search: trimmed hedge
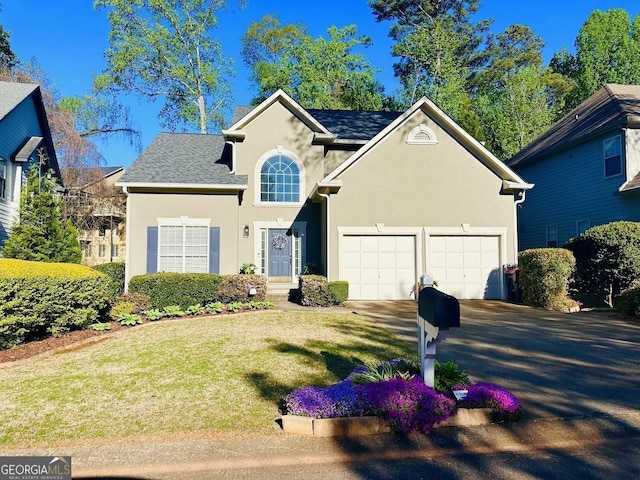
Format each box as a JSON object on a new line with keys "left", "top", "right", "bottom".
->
{"left": 299, "top": 275, "right": 349, "bottom": 306}
{"left": 518, "top": 248, "right": 578, "bottom": 311}
{"left": 565, "top": 221, "right": 640, "bottom": 306}
{"left": 127, "top": 273, "right": 268, "bottom": 309}
{"left": 216, "top": 274, "right": 267, "bottom": 303}
{"left": 128, "top": 273, "right": 221, "bottom": 309}
{"left": 0, "top": 259, "right": 113, "bottom": 349}
{"left": 93, "top": 261, "right": 125, "bottom": 295}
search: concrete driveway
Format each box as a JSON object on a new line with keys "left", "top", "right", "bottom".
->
{"left": 346, "top": 300, "right": 640, "bottom": 421}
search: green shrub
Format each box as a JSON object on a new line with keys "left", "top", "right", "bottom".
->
{"left": 434, "top": 360, "right": 469, "bottom": 393}
{"left": 109, "top": 302, "right": 135, "bottom": 320}
{"left": 327, "top": 281, "right": 349, "bottom": 305}
{"left": 93, "top": 262, "right": 125, "bottom": 295}
{"left": 115, "top": 292, "right": 151, "bottom": 314}
{"left": 162, "top": 305, "right": 185, "bottom": 317}
{"left": 119, "top": 314, "right": 142, "bottom": 326}
{"left": 299, "top": 275, "right": 349, "bottom": 307}
{"left": 614, "top": 285, "right": 640, "bottom": 317}
{"left": 518, "top": 248, "right": 578, "bottom": 311}
{"left": 0, "top": 259, "right": 112, "bottom": 348}
{"left": 89, "top": 322, "right": 112, "bottom": 331}
{"left": 128, "top": 273, "right": 221, "bottom": 309}
{"left": 205, "top": 302, "right": 225, "bottom": 314}
{"left": 216, "top": 274, "right": 267, "bottom": 303}
{"left": 142, "top": 308, "right": 164, "bottom": 321}
{"left": 186, "top": 304, "right": 205, "bottom": 315}
{"left": 565, "top": 221, "right": 640, "bottom": 307}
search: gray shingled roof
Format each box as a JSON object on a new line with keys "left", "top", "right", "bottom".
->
{"left": 230, "top": 105, "right": 403, "bottom": 141}
{"left": 508, "top": 84, "right": 640, "bottom": 168}
{"left": 0, "top": 81, "right": 38, "bottom": 121}
{"left": 119, "top": 133, "right": 247, "bottom": 186}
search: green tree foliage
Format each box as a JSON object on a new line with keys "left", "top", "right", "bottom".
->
{"left": 551, "top": 8, "right": 640, "bottom": 113}
{"left": 0, "top": 24, "right": 16, "bottom": 70}
{"left": 369, "top": 0, "right": 491, "bottom": 113}
{"left": 2, "top": 161, "right": 81, "bottom": 264}
{"left": 242, "top": 17, "right": 385, "bottom": 110}
{"left": 94, "top": 0, "right": 245, "bottom": 133}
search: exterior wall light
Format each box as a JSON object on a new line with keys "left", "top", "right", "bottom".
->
{"left": 243, "top": 224, "right": 250, "bottom": 238}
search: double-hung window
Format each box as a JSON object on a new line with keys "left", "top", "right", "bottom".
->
{"left": 604, "top": 135, "right": 622, "bottom": 178}
{"left": 158, "top": 219, "right": 209, "bottom": 273}
{"left": 546, "top": 225, "right": 558, "bottom": 248}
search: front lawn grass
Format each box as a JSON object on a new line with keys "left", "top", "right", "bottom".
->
{"left": 0, "top": 310, "right": 414, "bottom": 446}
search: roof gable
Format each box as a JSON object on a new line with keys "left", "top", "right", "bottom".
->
{"left": 224, "top": 90, "right": 332, "bottom": 140}
{"left": 322, "top": 96, "right": 531, "bottom": 190}
{"left": 0, "top": 81, "right": 38, "bottom": 121}
{"left": 509, "top": 84, "right": 640, "bottom": 168}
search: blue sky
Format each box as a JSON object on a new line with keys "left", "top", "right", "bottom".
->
{"left": 2, "top": 0, "right": 640, "bottom": 168}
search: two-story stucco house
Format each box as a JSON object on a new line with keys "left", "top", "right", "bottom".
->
{"left": 118, "top": 90, "right": 532, "bottom": 300}
{"left": 508, "top": 84, "right": 640, "bottom": 250}
{"left": 0, "top": 81, "right": 60, "bottom": 246}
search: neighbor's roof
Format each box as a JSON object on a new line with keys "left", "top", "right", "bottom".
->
{"left": 230, "top": 104, "right": 402, "bottom": 141}
{"left": 508, "top": 84, "right": 640, "bottom": 168}
{"left": 118, "top": 133, "right": 247, "bottom": 187}
{"left": 0, "top": 81, "right": 39, "bottom": 121}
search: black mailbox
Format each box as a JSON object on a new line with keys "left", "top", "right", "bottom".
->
{"left": 418, "top": 286, "right": 460, "bottom": 329}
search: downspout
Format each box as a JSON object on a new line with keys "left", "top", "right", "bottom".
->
{"left": 318, "top": 192, "right": 331, "bottom": 279}
{"left": 513, "top": 190, "right": 527, "bottom": 263}
{"left": 122, "top": 185, "right": 131, "bottom": 293}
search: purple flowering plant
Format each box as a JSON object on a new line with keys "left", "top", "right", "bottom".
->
{"left": 284, "top": 360, "right": 522, "bottom": 433}
{"left": 454, "top": 382, "right": 523, "bottom": 421}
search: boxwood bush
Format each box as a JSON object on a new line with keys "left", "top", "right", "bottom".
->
{"left": 0, "top": 259, "right": 113, "bottom": 349}
{"left": 93, "top": 261, "right": 125, "bottom": 295}
{"left": 518, "top": 248, "right": 578, "bottom": 311}
{"left": 299, "top": 275, "right": 349, "bottom": 306}
{"left": 565, "top": 221, "right": 640, "bottom": 307}
{"left": 216, "top": 274, "right": 267, "bottom": 303}
{"left": 614, "top": 285, "right": 640, "bottom": 317}
{"left": 128, "top": 273, "right": 221, "bottom": 309}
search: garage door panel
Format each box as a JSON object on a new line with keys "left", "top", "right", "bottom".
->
{"left": 429, "top": 235, "right": 501, "bottom": 300}
{"left": 341, "top": 235, "right": 416, "bottom": 300}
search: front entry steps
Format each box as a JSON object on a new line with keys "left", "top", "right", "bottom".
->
{"left": 266, "top": 281, "right": 298, "bottom": 298}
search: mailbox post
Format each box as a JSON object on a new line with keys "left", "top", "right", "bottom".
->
{"left": 417, "top": 276, "right": 460, "bottom": 387}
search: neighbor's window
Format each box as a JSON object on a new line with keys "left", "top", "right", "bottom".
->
{"left": 158, "top": 224, "right": 208, "bottom": 273}
{"left": 111, "top": 244, "right": 119, "bottom": 258}
{"left": 604, "top": 135, "right": 622, "bottom": 178}
{"left": 98, "top": 244, "right": 106, "bottom": 257}
{"left": 576, "top": 220, "right": 590, "bottom": 236}
{"left": 546, "top": 225, "right": 558, "bottom": 248}
{"left": 260, "top": 154, "right": 300, "bottom": 203}
{"left": 0, "top": 164, "right": 6, "bottom": 199}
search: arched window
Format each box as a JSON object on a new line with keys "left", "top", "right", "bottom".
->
{"left": 260, "top": 154, "right": 300, "bottom": 203}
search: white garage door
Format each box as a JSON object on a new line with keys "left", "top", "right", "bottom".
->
{"left": 342, "top": 235, "right": 416, "bottom": 300}
{"left": 429, "top": 236, "right": 501, "bottom": 299}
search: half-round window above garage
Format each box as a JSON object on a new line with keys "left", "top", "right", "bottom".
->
{"left": 406, "top": 124, "right": 438, "bottom": 145}
{"left": 260, "top": 154, "right": 300, "bottom": 203}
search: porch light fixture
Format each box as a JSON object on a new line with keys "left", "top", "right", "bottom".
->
{"left": 243, "top": 224, "right": 250, "bottom": 238}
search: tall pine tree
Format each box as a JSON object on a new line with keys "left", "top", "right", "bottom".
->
{"left": 2, "top": 159, "right": 81, "bottom": 263}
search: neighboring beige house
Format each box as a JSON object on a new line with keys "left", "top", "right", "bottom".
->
{"left": 64, "top": 166, "right": 126, "bottom": 266}
{"left": 118, "top": 90, "right": 532, "bottom": 300}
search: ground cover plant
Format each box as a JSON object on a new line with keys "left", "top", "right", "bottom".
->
{"left": 284, "top": 359, "right": 522, "bottom": 433}
{"left": 0, "top": 311, "right": 415, "bottom": 446}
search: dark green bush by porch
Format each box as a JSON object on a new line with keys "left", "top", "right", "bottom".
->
{"left": 215, "top": 274, "right": 267, "bottom": 303}
{"left": 93, "top": 261, "right": 126, "bottom": 295}
{"left": 0, "top": 259, "right": 112, "bottom": 349}
{"left": 128, "top": 273, "right": 221, "bottom": 309}
{"left": 518, "top": 248, "right": 577, "bottom": 311}
{"left": 299, "top": 275, "right": 348, "bottom": 306}
{"left": 565, "top": 221, "right": 640, "bottom": 307}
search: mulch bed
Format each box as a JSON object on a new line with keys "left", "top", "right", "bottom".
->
{"left": 0, "top": 324, "right": 125, "bottom": 364}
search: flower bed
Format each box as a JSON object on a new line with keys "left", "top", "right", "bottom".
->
{"left": 281, "top": 359, "right": 522, "bottom": 435}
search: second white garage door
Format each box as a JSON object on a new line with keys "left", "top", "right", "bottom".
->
{"left": 429, "top": 235, "right": 501, "bottom": 299}
{"left": 342, "top": 235, "right": 416, "bottom": 300}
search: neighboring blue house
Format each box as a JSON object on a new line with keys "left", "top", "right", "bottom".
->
{"left": 0, "top": 81, "right": 60, "bottom": 246}
{"left": 507, "top": 84, "right": 640, "bottom": 251}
